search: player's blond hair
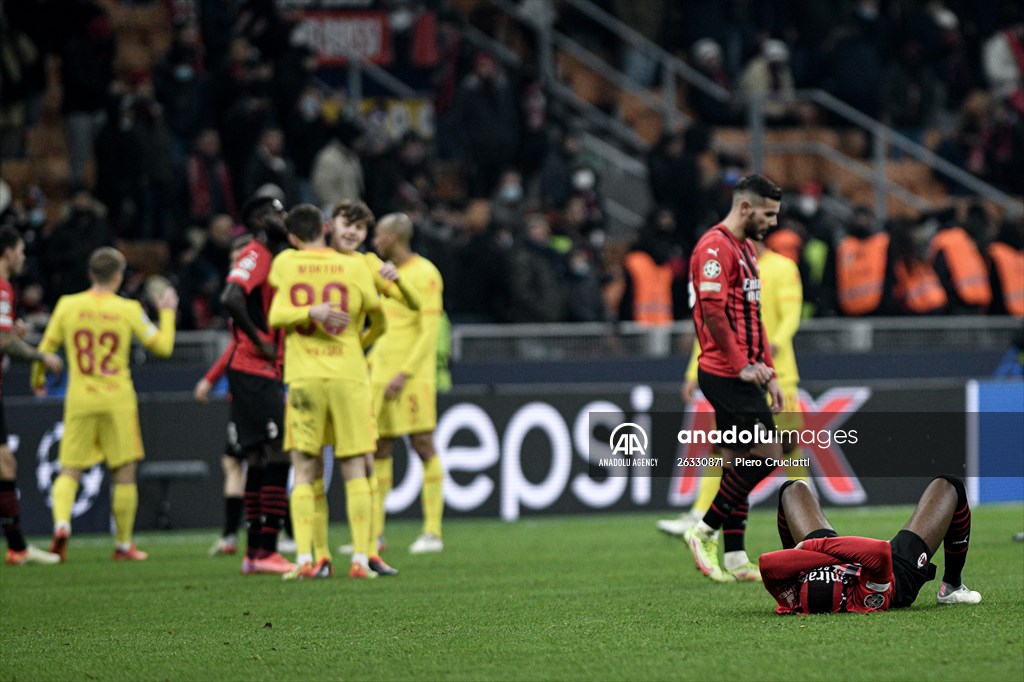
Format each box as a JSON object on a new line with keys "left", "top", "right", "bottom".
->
{"left": 377, "top": 213, "right": 413, "bottom": 243}
{"left": 88, "top": 247, "right": 126, "bottom": 283}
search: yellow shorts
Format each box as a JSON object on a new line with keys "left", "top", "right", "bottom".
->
{"left": 59, "top": 405, "right": 144, "bottom": 470}
{"left": 373, "top": 379, "right": 437, "bottom": 439}
{"left": 286, "top": 378, "right": 377, "bottom": 459}
{"left": 774, "top": 389, "right": 804, "bottom": 432}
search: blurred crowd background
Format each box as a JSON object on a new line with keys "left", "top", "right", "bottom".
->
{"left": 0, "top": 0, "right": 1022, "bottom": 331}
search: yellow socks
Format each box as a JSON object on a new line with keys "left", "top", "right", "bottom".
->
{"left": 112, "top": 483, "right": 138, "bottom": 546}
{"left": 345, "top": 477, "right": 372, "bottom": 557}
{"left": 422, "top": 456, "right": 443, "bottom": 538}
{"left": 290, "top": 483, "right": 315, "bottom": 563}
{"left": 312, "top": 478, "right": 330, "bottom": 563}
{"left": 693, "top": 466, "right": 723, "bottom": 517}
{"left": 374, "top": 457, "right": 393, "bottom": 542}
{"left": 51, "top": 474, "right": 78, "bottom": 531}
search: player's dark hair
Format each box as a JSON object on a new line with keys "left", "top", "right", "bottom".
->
{"left": 285, "top": 204, "right": 324, "bottom": 243}
{"left": 734, "top": 174, "right": 782, "bottom": 203}
{"left": 88, "top": 247, "right": 127, "bottom": 283}
{"left": 240, "top": 196, "right": 277, "bottom": 229}
{"left": 0, "top": 226, "right": 22, "bottom": 256}
{"left": 331, "top": 200, "right": 375, "bottom": 231}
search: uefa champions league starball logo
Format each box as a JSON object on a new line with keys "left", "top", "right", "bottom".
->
{"left": 34, "top": 422, "right": 104, "bottom": 517}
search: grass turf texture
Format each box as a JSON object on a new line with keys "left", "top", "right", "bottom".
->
{"left": 1, "top": 506, "right": 1022, "bottom": 682}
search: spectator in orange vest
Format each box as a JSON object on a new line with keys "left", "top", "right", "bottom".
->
{"left": 892, "top": 218, "right": 947, "bottom": 315}
{"left": 987, "top": 219, "right": 1024, "bottom": 318}
{"left": 619, "top": 208, "right": 687, "bottom": 325}
{"left": 820, "top": 206, "right": 897, "bottom": 317}
{"left": 929, "top": 205, "right": 993, "bottom": 314}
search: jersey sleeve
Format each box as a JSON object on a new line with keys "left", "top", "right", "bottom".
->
{"left": 399, "top": 266, "right": 443, "bottom": 376}
{"left": 227, "top": 243, "right": 271, "bottom": 294}
{"left": 130, "top": 300, "right": 176, "bottom": 357}
{"left": 685, "top": 338, "right": 700, "bottom": 382}
{"left": 204, "top": 337, "right": 236, "bottom": 383}
{"left": 32, "top": 298, "right": 66, "bottom": 390}
{"left": 759, "top": 547, "right": 840, "bottom": 610}
{"left": 0, "top": 282, "right": 14, "bottom": 333}
{"left": 692, "top": 236, "right": 736, "bottom": 303}
{"left": 799, "top": 536, "right": 893, "bottom": 586}
{"left": 769, "top": 258, "right": 803, "bottom": 349}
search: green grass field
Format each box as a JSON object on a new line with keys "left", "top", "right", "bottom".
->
{"left": 2, "top": 506, "right": 1022, "bottom": 682}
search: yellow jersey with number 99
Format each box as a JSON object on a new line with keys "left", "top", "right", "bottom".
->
{"left": 268, "top": 247, "right": 381, "bottom": 384}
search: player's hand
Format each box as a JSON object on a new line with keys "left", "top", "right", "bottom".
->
{"left": 309, "top": 303, "right": 349, "bottom": 332}
{"left": 794, "top": 541, "right": 804, "bottom": 550}
{"left": 739, "top": 362, "right": 774, "bottom": 385}
{"left": 257, "top": 340, "right": 277, "bottom": 360}
{"left": 384, "top": 372, "right": 409, "bottom": 400}
{"left": 41, "top": 352, "right": 63, "bottom": 375}
{"left": 194, "top": 377, "right": 213, "bottom": 403}
{"left": 378, "top": 261, "right": 399, "bottom": 282}
{"left": 767, "top": 377, "right": 784, "bottom": 414}
{"left": 33, "top": 384, "right": 47, "bottom": 398}
{"left": 13, "top": 319, "right": 28, "bottom": 339}
{"left": 681, "top": 378, "right": 698, "bottom": 404}
{"left": 156, "top": 287, "right": 179, "bottom": 311}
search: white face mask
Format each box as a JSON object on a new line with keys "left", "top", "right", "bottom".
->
{"left": 499, "top": 184, "right": 523, "bottom": 203}
{"left": 798, "top": 195, "right": 819, "bottom": 217}
{"left": 572, "top": 169, "right": 595, "bottom": 191}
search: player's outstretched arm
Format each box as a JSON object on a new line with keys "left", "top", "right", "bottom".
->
{"left": 29, "top": 300, "right": 67, "bottom": 395}
{"left": 140, "top": 288, "right": 179, "bottom": 357}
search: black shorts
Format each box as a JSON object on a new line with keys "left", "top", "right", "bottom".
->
{"left": 698, "top": 368, "right": 776, "bottom": 445}
{"left": 889, "top": 529, "right": 937, "bottom": 609}
{"left": 226, "top": 369, "right": 284, "bottom": 450}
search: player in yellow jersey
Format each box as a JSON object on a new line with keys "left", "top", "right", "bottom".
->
{"left": 267, "top": 204, "right": 387, "bottom": 580}
{"left": 370, "top": 212, "right": 446, "bottom": 554}
{"left": 32, "top": 247, "right": 178, "bottom": 561}
{"left": 658, "top": 237, "right": 805, "bottom": 580}
{"left": 325, "top": 200, "right": 420, "bottom": 576}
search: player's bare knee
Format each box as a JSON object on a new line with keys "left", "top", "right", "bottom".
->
{"left": 375, "top": 438, "right": 395, "bottom": 460}
{"left": 780, "top": 479, "right": 811, "bottom": 503}
{"left": 111, "top": 462, "right": 136, "bottom": 485}
{"left": 931, "top": 475, "right": 966, "bottom": 505}
{"left": 0, "top": 445, "right": 16, "bottom": 479}
{"left": 411, "top": 432, "right": 435, "bottom": 459}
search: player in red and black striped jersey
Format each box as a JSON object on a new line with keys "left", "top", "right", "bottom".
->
{"left": 0, "top": 227, "right": 63, "bottom": 565}
{"left": 219, "top": 197, "right": 294, "bottom": 575}
{"left": 760, "top": 477, "right": 981, "bottom": 614}
{"left": 683, "top": 174, "right": 787, "bottom": 583}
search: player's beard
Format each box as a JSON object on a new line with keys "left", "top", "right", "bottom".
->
{"left": 743, "top": 214, "right": 766, "bottom": 241}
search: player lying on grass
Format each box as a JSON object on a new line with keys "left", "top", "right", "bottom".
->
{"left": 760, "top": 476, "right": 980, "bottom": 614}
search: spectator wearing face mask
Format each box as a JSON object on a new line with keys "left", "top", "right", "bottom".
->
{"left": 567, "top": 165, "right": 607, "bottom": 249}
{"left": 41, "top": 185, "right": 114, "bottom": 306}
{"left": 186, "top": 129, "right": 237, "bottom": 226}
{"left": 491, "top": 169, "right": 526, "bottom": 235}
{"left": 153, "top": 20, "right": 208, "bottom": 167}
{"left": 243, "top": 127, "right": 300, "bottom": 207}
{"left": 453, "top": 51, "right": 520, "bottom": 198}
{"left": 285, "top": 86, "right": 330, "bottom": 205}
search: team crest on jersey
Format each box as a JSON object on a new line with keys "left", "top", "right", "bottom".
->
{"left": 917, "top": 552, "right": 927, "bottom": 568}
{"left": 863, "top": 593, "right": 885, "bottom": 609}
{"left": 239, "top": 256, "right": 257, "bottom": 271}
{"left": 703, "top": 260, "right": 721, "bottom": 278}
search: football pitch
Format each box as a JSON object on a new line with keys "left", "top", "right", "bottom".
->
{"left": 2, "top": 506, "right": 1022, "bottom": 682}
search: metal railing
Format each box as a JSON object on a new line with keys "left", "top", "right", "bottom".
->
{"left": 450, "top": 317, "right": 1023, "bottom": 362}
{"left": 484, "top": 0, "right": 1023, "bottom": 222}
{"left": 160, "top": 317, "right": 1020, "bottom": 366}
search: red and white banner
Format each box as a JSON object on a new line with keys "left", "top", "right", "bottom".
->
{"left": 291, "top": 11, "right": 391, "bottom": 65}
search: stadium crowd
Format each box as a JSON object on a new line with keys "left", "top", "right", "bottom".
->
{"left": 0, "top": 0, "right": 1021, "bottom": 330}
